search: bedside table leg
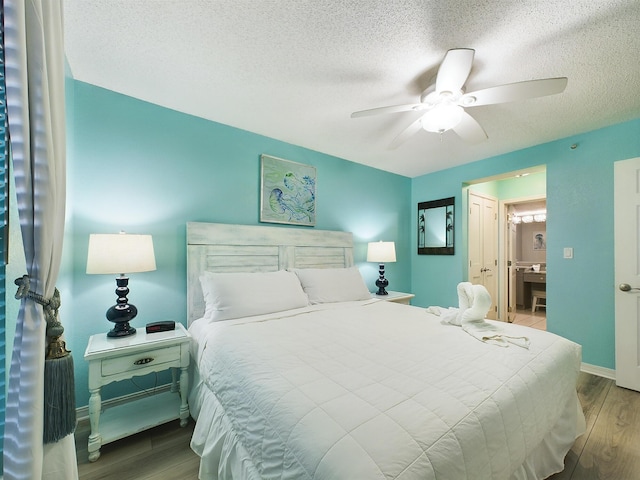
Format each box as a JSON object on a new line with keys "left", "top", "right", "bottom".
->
{"left": 179, "top": 365, "right": 189, "bottom": 427}
{"left": 171, "top": 367, "right": 178, "bottom": 393}
{"left": 88, "top": 387, "right": 102, "bottom": 462}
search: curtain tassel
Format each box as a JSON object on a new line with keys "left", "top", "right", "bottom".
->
{"left": 15, "top": 275, "right": 76, "bottom": 443}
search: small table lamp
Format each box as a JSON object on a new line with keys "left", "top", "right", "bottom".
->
{"left": 367, "top": 241, "right": 396, "bottom": 295}
{"left": 86, "top": 232, "right": 156, "bottom": 337}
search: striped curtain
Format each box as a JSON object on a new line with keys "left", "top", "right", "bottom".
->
{"left": 0, "top": 2, "right": 8, "bottom": 472}
{"left": 2, "top": 1, "right": 78, "bottom": 478}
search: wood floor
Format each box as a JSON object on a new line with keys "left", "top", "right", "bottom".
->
{"left": 76, "top": 352, "right": 640, "bottom": 479}
{"left": 75, "top": 418, "right": 199, "bottom": 480}
{"left": 548, "top": 373, "right": 640, "bottom": 479}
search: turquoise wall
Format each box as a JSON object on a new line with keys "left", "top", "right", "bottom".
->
{"left": 43, "top": 77, "right": 640, "bottom": 407}
{"left": 64, "top": 81, "right": 412, "bottom": 407}
{"left": 411, "top": 118, "right": 640, "bottom": 369}
{"left": 497, "top": 171, "right": 546, "bottom": 199}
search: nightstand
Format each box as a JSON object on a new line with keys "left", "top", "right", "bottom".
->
{"left": 372, "top": 291, "right": 415, "bottom": 305}
{"left": 84, "top": 322, "right": 191, "bottom": 462}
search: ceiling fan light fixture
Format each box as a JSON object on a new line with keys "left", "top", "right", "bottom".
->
{"left": 421, "top": 104, "right": 463, "bottom": 133}
{"left": 350, "top": 48, "right": 568, "bottom": 147}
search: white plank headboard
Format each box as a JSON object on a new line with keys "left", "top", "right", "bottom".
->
{"left": 186, "top": 222, "right": 355, "bottom": 324}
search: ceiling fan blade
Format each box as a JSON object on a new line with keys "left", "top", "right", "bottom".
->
{"left": 436, "top": 48, "right": 475, "bottom": 94}
{"left": 389, "top": 117, "right": 423, "bottom": 149}
{"left": 461, "top": 77, "right": 568, "bottom": 107}
{"left": 452, "top": 111, "right": 488, "bottom": 144}
{"left": 351, "top": 103, "right": 422, "bottom": 118}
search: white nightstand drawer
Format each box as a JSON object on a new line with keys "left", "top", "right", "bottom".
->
{"left": 101, "top": 345, "right": 180, "bottom": 377}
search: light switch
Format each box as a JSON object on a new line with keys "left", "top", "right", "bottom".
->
{"left": 563, "top": 247, "right": 573, "bottom": 259}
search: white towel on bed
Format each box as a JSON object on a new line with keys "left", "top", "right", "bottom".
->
{"left": 461, "top": 283, "right": 531, "bottom": 348}
{"left": 429, "top": 282, "right": 530, "bottom": 348}
{"left": 431, "top": 282, "right": 479, "bottom": 326}
{"left": 428, "top": 282, "right": 476, "bottom": 326}
{"left": 425, "top": 305, "right": 459, "bottom": 324}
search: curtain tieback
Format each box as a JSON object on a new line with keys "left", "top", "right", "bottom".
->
{"left": 15, "top": 274, "right": 71, "bottom": 359}
{"left": 14, "top": 274, "right": 76, "bottom": 443}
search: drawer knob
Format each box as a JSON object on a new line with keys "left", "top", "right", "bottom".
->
{"left": 133, "top": 357, "right": 154, "bottom": 365}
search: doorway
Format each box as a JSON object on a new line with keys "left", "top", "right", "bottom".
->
{"left": 504, "top": 198, "right": 547, "bottom": 330}
{"left": 464, "top": 166, "right": 547, "bottom": 327}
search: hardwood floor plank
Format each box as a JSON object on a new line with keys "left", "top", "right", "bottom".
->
{"left": 570, "top": 384, "right": 640, "bottom": 479}
{"left": 77, "top": 419, "right": 199, "bottom": 480}
{"left": 548, "top": 372, "right": 613, "bottom": 479}
{"left": 574, "top": 373, "right": 613, "bottom": 451}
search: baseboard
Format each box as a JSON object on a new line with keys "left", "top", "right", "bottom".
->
{"left": 76, "top": 383, "right": 172, "bottom": 422}
{"left": 581, "top": 362, "right": 616, "bottom": 380}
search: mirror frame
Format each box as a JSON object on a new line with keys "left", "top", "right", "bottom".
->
{"left": 417, "top": 197, "right": 455, "bottom": 255}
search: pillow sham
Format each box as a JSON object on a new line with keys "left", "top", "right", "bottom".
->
{"left": 291, "top": 266, "right": 371, "bottom": 304}
{"left": 199, "top": 270, "right": 309, "bottom": 321}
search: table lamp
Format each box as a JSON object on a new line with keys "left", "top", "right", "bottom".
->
{"left": 367, "top": 241, "right": 396, "bottom": 295}
{"left": 86, "top": 232, "right": 156, "bottom": 337}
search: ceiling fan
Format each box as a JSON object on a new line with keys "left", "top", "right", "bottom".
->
{"left": 351, "top": 48, "right": 568, "bottom": 147}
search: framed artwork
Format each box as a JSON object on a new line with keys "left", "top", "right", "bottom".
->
{"left": 417, "top": 197, "right": 454, "bottom": 255}
{"left": 533, "top": 231, "right": 546, "bottom": 250}
{"left": 260, "top": 154, "right": 316, "bottom": 226}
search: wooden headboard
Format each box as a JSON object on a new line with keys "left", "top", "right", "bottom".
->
{"left": 186, "top": 222, "right": 355, "bottom": 324}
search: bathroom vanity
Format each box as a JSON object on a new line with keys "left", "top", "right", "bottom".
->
{"left": 516, "top": 267, "right": 546, "bottom": 309}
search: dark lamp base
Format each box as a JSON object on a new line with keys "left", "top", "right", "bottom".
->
{"left": 105, "top": 274, "right": 139, "bottom": 337}
{"left": 106, "top": 303, "right": 138, "bottom": 337}
{"left": 375, "top": 262, "right": 390, "bottom": 295}
{"left": 107, "top": 322, "right": 137, "bottom": 337}
{"left": 375, "top": 278, "right": 389, "bottom": 296}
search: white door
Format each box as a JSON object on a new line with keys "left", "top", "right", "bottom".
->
{"left": 614, "top": 157, "right": 640, "bottom": 391}
{"left": 468, "top": 191, "right": 498, "bottom": 319}
{"left": 468, "top": 194, "right": 483, "bottom": 285}
{"left": 507, "top": 217, "right": 517, "bottom": 322}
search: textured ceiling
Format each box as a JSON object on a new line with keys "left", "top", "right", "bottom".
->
{"left": 63, "top": 0, "right": 640, "bottom": 178}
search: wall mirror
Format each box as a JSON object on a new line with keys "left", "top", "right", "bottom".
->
{"left": 418, "top": 197, "right": 454, "bottom": 255}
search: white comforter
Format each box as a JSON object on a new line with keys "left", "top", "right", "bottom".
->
{"left": 189, "top": 300, "right": 583, "bottom": 480}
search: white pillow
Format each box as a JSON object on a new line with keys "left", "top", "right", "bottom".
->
{"left": 199, "top": 270, "right": 309, "bottom": 321}
{"left": 291, "top": 267, "right": 371, "bottom": 304}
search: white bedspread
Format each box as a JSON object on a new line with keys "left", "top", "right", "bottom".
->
{"left": 189, "top": 300, "right": 583, "bottom": 480}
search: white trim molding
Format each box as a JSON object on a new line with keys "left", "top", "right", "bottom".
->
{"left": 581, "top": 363, "right": 615, "bottom": 380}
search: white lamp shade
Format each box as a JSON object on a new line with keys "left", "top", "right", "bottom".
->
{"left": 86, "top": 233, "right": 157, "bottom": 275}
{"left": 367, "top": 241, "right": 396, "bottom": 263}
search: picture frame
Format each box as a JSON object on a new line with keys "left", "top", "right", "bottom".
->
{"left": 417, "top": 197, "right": 454, "bottom": 255}
{"left": 260, "top": 154, "right": 316, "bottom": 226}
{"left": 533, "top": 231, "right": 546, "bottom": 251}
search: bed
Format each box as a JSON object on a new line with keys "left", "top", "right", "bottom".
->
{"left": 186, "top": 222, "right": 585, "bottom": 480}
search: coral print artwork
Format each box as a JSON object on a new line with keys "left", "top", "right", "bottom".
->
{"left": 260, "top": 155, "right": 316, "bottom": 226}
